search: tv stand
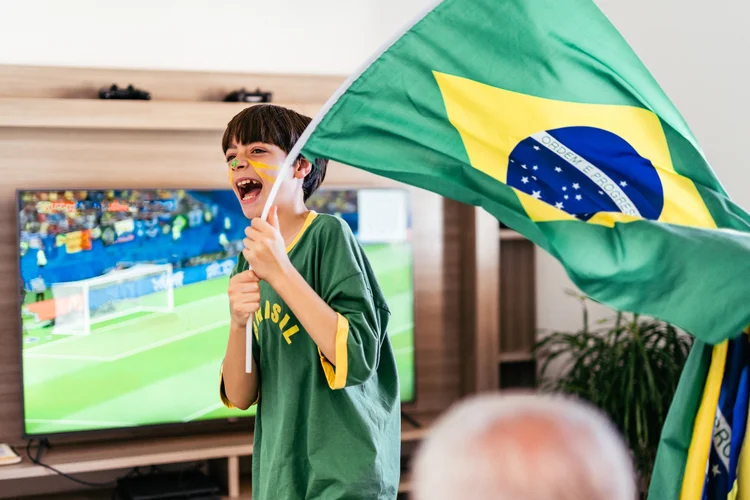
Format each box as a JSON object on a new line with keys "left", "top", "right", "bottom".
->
{"left": 2, "top": 419, "right": 434, "bottom": 499}
{"left": 0, "top": 432, "right": 251, "bottom": 498}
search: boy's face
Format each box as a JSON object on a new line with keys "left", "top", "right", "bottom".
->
{"left": 224, "top": 139, "right": 294, "bottom": 219}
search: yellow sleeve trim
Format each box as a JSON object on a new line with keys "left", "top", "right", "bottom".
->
{"left": 318, "top": 313, "right": 349, "bottom": 390}
{"left": 219, "top": 363, "right": 236, "bottom": 409}
{"left": 219, "top": 363, "right": 259, "bottom": 409}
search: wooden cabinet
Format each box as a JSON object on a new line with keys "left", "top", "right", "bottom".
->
{"left": 498, "top": 223, "right": 537, "bottom": 389}
{"left": 451, "top": 201, "right": 537, "bottom": 394}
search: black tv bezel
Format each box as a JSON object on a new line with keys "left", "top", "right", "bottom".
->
{"left": 15, "top": 186, "right": 417, "bottom": 442}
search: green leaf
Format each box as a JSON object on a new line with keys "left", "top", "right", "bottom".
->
{"left": 532, "top": 299, "right": 691, "bottom": 485}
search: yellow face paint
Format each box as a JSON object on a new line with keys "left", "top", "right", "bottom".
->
{"left": 248, "top": 160, "right": 278, "bottom": 172}
{"left": 227, "top": 159, "right": 279, "bottom": 188}
{"left": 249, "top": 160, "right": 279, "bottom": 184}
{"left": 256, "top": 171, "right": 276, "bottom": 184}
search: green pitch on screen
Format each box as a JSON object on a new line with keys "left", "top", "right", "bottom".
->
{"left": 21, "top": 243, "right": 414, "bottom": 436}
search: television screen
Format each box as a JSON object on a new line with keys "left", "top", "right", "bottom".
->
{"left": 17, "top": 188, "right": 414, "bottom": 437}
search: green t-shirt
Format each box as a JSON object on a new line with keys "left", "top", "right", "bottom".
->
{"left": 220, "top": 212, "right": 401, "bottom": 499}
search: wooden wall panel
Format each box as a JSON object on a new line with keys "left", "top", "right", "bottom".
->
{"left": 499, "top": 239, "right": 536, "bottom": 355}
{"left": 0, "top": 98, "right": 323, "bottom": 131}
{"left": 441, "top": 200, "right": 465, "bottom": 397}
{"left": 446, "top": 201, "right": 499, "bottom": 395}
{"left": 0, "top": 65, "right": 344, "bottom": 103}
{"left": 473, "top": 208, "right": 500, "bottom": 390}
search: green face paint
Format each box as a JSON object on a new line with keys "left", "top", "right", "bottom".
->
{"left": 230, "top": 159, "right": 239, "bottom": 168}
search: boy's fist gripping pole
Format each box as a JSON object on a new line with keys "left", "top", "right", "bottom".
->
{"left": 242, "top": 206, "right": 291, "bottom": 288}
{"left": 228, "top": 270, "right": 261, "bottom": 328}
{"left": 229, "top": 270, "right": 260, "bottom": 374}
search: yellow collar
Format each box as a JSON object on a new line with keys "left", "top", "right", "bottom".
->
{"left": 286, "top": 211, "right": 318, "bottom": 253}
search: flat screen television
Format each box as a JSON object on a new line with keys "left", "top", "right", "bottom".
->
{"left": 17, "top": 187, "right": 414, "bottom": 438}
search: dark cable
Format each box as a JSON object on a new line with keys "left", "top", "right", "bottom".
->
{"left": 25, "top": 439, "right": 117, "bottom": 488}
{"left": 24, "top": 440, "right": 211, "bottom": 497}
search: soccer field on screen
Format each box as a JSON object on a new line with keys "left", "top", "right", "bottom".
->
{"left": 22, "top": 243, "right": 414, "bottom": 436}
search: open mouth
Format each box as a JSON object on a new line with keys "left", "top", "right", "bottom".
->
{"left": 235, "top": 177, "right": 263, "bottom": 203}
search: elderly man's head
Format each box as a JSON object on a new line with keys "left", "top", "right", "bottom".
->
{"left": 412, "top": 392, "right": 636, "bottom": 500}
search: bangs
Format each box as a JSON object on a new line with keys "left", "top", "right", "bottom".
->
{"left": 221, "top": 104, "right": 310, "bottom": 154}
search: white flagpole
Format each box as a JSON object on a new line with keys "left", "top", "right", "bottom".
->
{"left": 245, "top": 155, "right": 294, "bottom": 373}
{"left": 242, "top": 0, "right": 442, "bottom": 374}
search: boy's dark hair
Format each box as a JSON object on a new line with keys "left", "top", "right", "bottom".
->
{"left": 222, "top": 104, "right": 328, "bottom": 201}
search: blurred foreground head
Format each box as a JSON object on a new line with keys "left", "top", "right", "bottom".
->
{"left": 412, "top": 392, "right": 636, "bottom": 500}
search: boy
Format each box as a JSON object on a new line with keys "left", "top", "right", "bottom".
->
{"left": 218, "top": 104, "right": 401, "bottom": 499}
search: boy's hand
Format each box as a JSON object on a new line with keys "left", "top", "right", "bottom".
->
{"left": 228, "top": 270, "right": 261, "bottom": 327}
{"left": 243, "top": 206, "right": 292, "bottom": 288}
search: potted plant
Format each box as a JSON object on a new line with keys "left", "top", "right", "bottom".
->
{"left": 532, "top": 291, "right": 693, "bottom": 490}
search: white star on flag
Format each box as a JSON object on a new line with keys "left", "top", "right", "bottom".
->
{"left": 575, "top": 194, "right": 582, "bottom": 201}
{"left": 533, "top": 145, "right": 540, "bottom": 151}
{"left": 598, "top": 191, "right": 604, "bottom": 195}
{"left": 521, "top": 164, "right": 527, "bottom": 169}
{"left": 531, "top": 190, "right": 542, "bottom": 199}
{"left": 521, "top": 177, "right": 529, "bottom": 184}
{"left": 620, "top": 181, "right": 628, "bottom": 187}
{"left": 564, "top": 195, "right": 569, "bottom": 200}
{"left": 562, "top": 186, "right": 568, "bottom": 191}
{"left": 554, "top": 167, "right": 562, "bottom": 173}
{"left": 573, "top": 183, "right": 580, "bottom": 190}
{"left": 712, "top": 464, "right": 721, "bottom": 477}
{"left": 533, "top": 165, "right": 538, "bottom": 170}
{"left": 555, "top": 202, "right": 564, "bottom": 209}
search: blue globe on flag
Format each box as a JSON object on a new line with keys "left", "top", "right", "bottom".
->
{"left": 506, "top": 126, "right": 665, "bottom": 222}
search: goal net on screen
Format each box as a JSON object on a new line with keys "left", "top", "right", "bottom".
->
{"left": 51, "top": 264, "right": 174, "bottom": 336}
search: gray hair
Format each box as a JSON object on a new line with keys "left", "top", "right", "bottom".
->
{"left": 412, "top": 392, "right": 637, "bottom": 500}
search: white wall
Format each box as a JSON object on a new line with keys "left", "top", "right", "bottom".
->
{"left": 0, "top": 0, "right": 399, "bottom": 75}
{"left": 1, "top": 0, "right": 746, "bottom": 333}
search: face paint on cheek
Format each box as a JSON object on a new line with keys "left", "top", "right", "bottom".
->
{"left": 249, "top": 161, "right": 279, "bottom": 184}
{"left": 249, "top": 160, "right": 278, "bottom": 171}
{"left": 257, "top": 171, "right": 276, "bottom": 184}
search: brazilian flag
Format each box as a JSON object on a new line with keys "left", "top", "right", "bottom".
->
{"left": 290, "top": 0, "right": 750, "bottom": 496}
{"left": 299, "top": 0, "right": 750, "bottom": 344}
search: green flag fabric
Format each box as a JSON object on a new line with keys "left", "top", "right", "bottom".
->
{"left": 297, "top": 0, "right": 750, "bottom": 345}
